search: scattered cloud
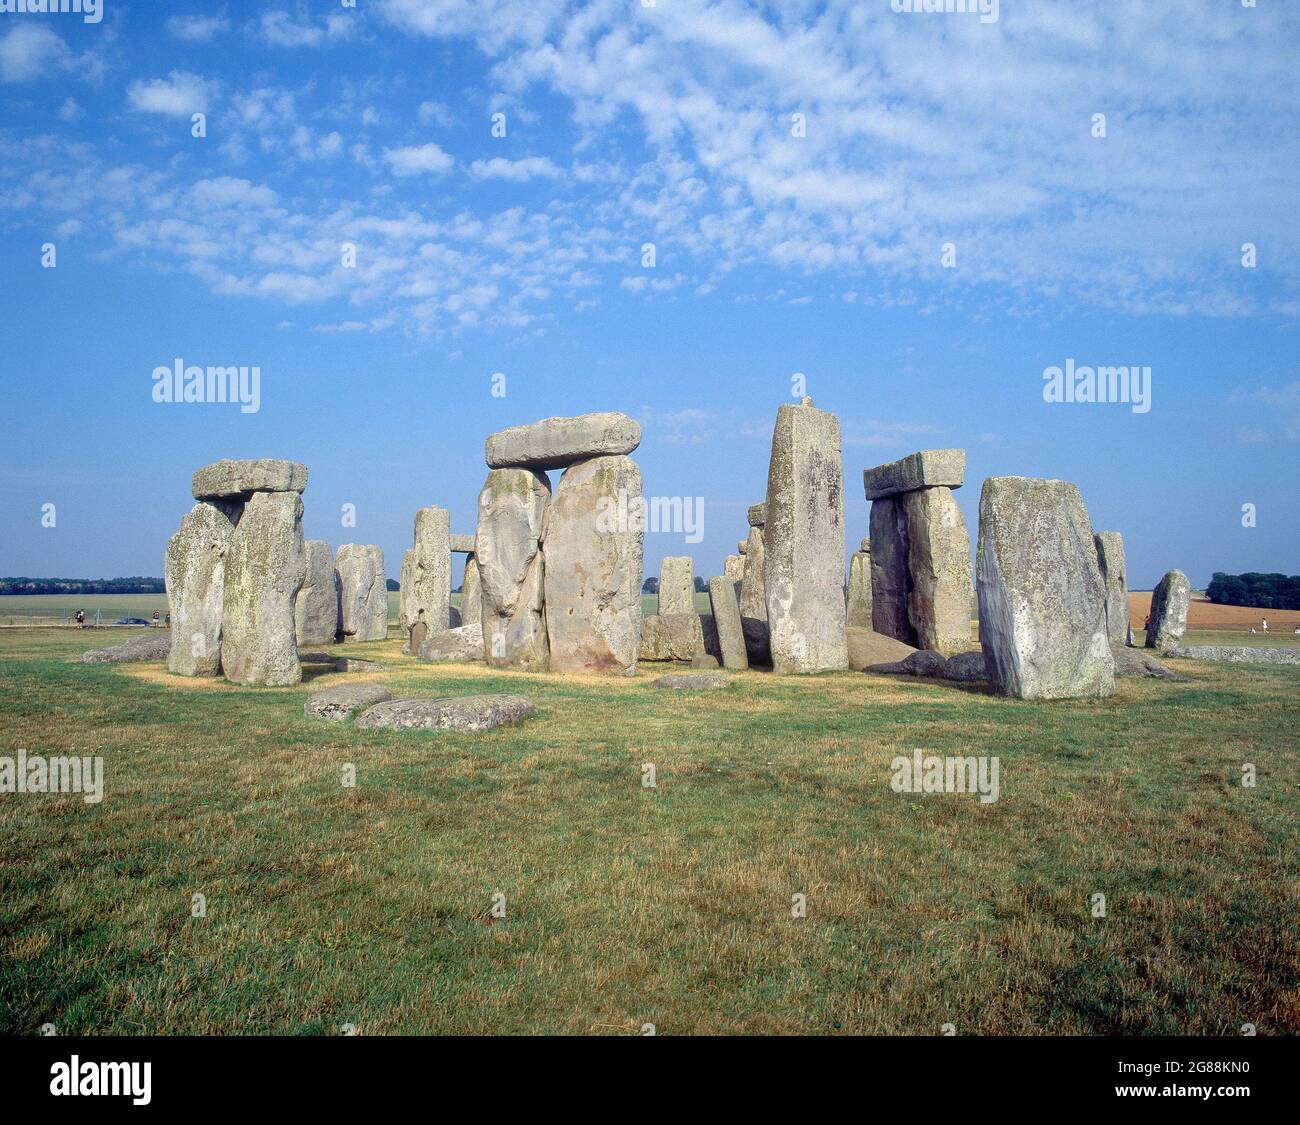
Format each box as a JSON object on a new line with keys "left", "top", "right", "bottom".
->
{"left": 127, "top": 71, "right": 216, "bottom": 117}
{"left": 383, "top": 142, "right": 454, "bottom": 176}
{"left": 0, "top": 24, "right": 68, "bottom": 83}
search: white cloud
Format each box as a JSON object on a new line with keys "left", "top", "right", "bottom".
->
{"left": 190, "top": 177, "right": 279, "bottom": 210}
{"left": 469, "top": 156, "right": 562, "bottom": 182}
{"left": 58, "top": 97, "right": 80, "bottom": 122}
{"left": 383, "top": 142, "right": 454, "bottom": 176}
{"left": 127, "top": 72, "right": 216, "bottom": 117}
{"left": 0, "top": 24, "right": 68, "bottom": 83}
{"left": 257, "top": 11, "right": 355, "bottom": 48}
{"left": 167, "top": 15, "right": 230, "bottom": 43}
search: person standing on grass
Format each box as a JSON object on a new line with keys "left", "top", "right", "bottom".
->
{"left": 75, "top": 609, "right": 85, "bottom": 628}
{"left": 1261, "top": 618, "right": 1268, "bottom": 632}
{"left": 151, "top": 610, "right": 160, "bottom": 628}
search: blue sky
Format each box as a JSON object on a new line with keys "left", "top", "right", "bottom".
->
{"left": 0, "top": 0, "right": 1296, "bottom": 591}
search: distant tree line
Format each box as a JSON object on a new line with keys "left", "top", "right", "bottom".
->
{"left": 0, "top": 577, "right": 166, "bottom": 595}
{"left": 1206, "top": 572, "right": 1300, "bottom": 610}
{"left": 642, "top": 576, "right": 710, "bottom": 595}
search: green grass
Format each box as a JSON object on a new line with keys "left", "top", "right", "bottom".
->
{"left": 0, "top": 627, "right": 1296, "bottom": 1035}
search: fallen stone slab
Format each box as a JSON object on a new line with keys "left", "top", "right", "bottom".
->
{"left": 942, "top": 650, "right": 989, "bottom": 682}
{"left": 846, "top": 626, "right": 917, "bottom": 672}
{"left": 418, "top": 624, "right": 484, "bottom": 662}
{"left": 866, "top": 648, "right": 988, "bottom": 682}
{"left": 1166, "top": 645, "right": 1300, "bottom": 666}
{"left": 862, "top": 449, "right": 964, "bottom": 501}
{"left": 304, "top": 682, "right": 395, "bottom": 722}
{"left": 192, "top": 458, "right": 307, "bottom": 501}
{"left": 1111, "top": 646, "right": 1188, "bottom": 680}
{"left": 81, "top": 632, "right": 173, "bottom": 664}
{"left": 353, "top": 694, "right": 536, "bottom": 732}
{"left": 332, "top": 657, "right": 385, "bottom": 672}
{"left": 485, "top": 412, "right": 641, "bottom": 470}
{"left": 653, "top": 672, "right": 729, "bottom": 690}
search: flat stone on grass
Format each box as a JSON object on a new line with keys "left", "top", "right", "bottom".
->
{"left": 81, "top": 632, "right": 173, "bottom": 664}
{"left": 653, "top": 672, "right": 729, "bottom": 690}
{"left": 304, "top": 683, "right": 395, "bottom": 722}
{"left": 353, "top": 694, "right": 536, "bottom": 732}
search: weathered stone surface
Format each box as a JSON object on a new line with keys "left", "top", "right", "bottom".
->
{"left": 860, "top": 537, "right": 871, "bottom": 553}
{"left": 401, "top": 506, "right": 451, "bottom": 652}
{"left": 690, "top": 652, "right": 721, "bottom": 669}
{"left": 418, "top": 624, "right": 484, "bottom": 662}
{"left": 747, "top": 502, "right": 767, "bottom": 527}
{"left": 653, "top": 672, "right": 729, "bottom": 690}
{"left": 763, "top": 400, "right": 848, "bottom": 674}
{"left": 639, "top": 613, "right": 706, "bottom": 661}
{"left": 737, "top": 540, "right": 748, "bottom": 555}
{"left": 304, "top": 683, "right": 394, "bottom": 722}
{"left": 739, "top": 527, "right": 767, "bottom": 621}
{"left": 1112, "top": 646, "right": 1188, "bottom": 680}
{"left": 221, "top": 490, "right": 307, "bottom": 686}
{"left": 332, "top": 657, "right": 385, "bottom": 672}
{"left": 165, "top": 500, "right": 240, "bottom": 675}
{"left": 295, "top": 539, "right": 339, "bottom": 648}
{"left": 942, "top": 650, "right": 989, "bottom": 682}
{"left": 192, "top": 458, "right": 307, "bottom": 501}
{"left": 1146, "top": 569, "right": 1191, "bottom": 651}
{"left": 846, "top": 626, "right": 918, "bottom": 672}
{"left": 846, "top": 545, "right": 872, "bottom": 628}
{"left": 459, "top": 555, "right": 482, "bottom": 627}
{"left": 1167, "top": 644, "right": 1300, "bottom": 665}
{"left": 543, "top": 455, "right": 644, "bottom": 674}
{"left": 1094, "top": 531, "right": 1132, "bottom": 647}
{"left": 724, "top": 554, "right": 746, "bottom": 591}
{"left": 449, "top": 534, "right": 477, "bottom": 554}
{"left": 335, "top": 544, "right": 388, "bottom": 643}
{"left": 353, "top": 694, "right": 536, "bottom": 732}
{"left": 708, "top": 575, "right": 749, "bottom": 671}
{"left": 82, "top": 631, "right": 173, "bottom": 664}
{"left": 486, "top": 412, "right": 641, "bottom": 470}
{"left": 900, "top": 486, "right": 973, "bottom": 653}
{"left": 869, "top": 496, "right": 915, "bottom": 646}
{"left": 862, "top": 449, "right": 964, "bottom": 501}
{"left": 658, "top": 557, "right": 695, "bottom": 616}
{"left": 477, "top": 467, "right": 551, "bottom": 670}
{"left": 976, "top": 477, "right": 1114, "bottom": 700}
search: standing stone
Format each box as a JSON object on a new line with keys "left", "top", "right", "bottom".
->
{"left": 707, "top": 576, "right": 749, "bottom": 671}
{"left": 221, "top": 491, "right": 307, "bottom": 686}
{"left": 739, "top": 527, "right": 767, "bottom": 622}
{"left": 870, "top": 496, "right": 916, "bottom": 646}
{"left": 543, "top": 455, "right": 644, "bottom": 674}
{"left": 900, "top": 486, "right": 973, "bottom": 653}
{"left": 477, "top": 467, "right": 551, "bottom": 670}
{"left": 398, "top": 549, "right": 415, "bottom": 637}
{"left": 401, "top": 505, "right": 450, "bottom": 652}
{"left": 335, "top": 544, "right": 388, "bottom": 642}
{"left": 165, "top": 500, "right": 240, "bottom": 676}
{"left": 658, "top": 557, "right": 695, "bottom": 616}
{"left": 976, "top": 477, "right": 1114, "bottom": 699}
{"left": 1146, "top": 569, "right": 1191, "bottom": 651}
{"left": 1094, "top": 531, "right": 1132, "bottom": 647}
{"left": 459, "top": 554, "right": 482, "bottom": 628}
{"left": 295, "top": 539, "right": 339, "bottom": 647}
{"left": 846, "top": 540, "right": 872, "bottom": 629}
{"left": 485, "top": 412, "right": 642, "bottom": 471}
{"left": 724, "top": 554, "right": 745, "bottom": 591}
{"left": 763, "top": 399, "right": 848, "bottom": 673}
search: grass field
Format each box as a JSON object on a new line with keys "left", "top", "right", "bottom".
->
{"left": 1, "top": 626, "right": 1296, "bottom": 1035}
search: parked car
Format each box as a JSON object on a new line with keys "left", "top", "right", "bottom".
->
{"left": 114, "top": 618, "right": 151, "bottom": 626}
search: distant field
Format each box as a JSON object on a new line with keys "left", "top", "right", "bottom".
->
{"left": 2, "top": 592, "right": 428, "bottom": 627}
{"left": 1129, "top": 593, "right": 1300, "bottom": 637}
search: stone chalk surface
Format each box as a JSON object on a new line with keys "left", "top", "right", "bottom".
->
{"left": 192, "top": 459, "right": 307, "bottom": 501}
{"left": 304, "top": 683, "right": 395, "bottom": 722}
{"left": 862, "top": 449, "right": 964, "bottom": 501}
